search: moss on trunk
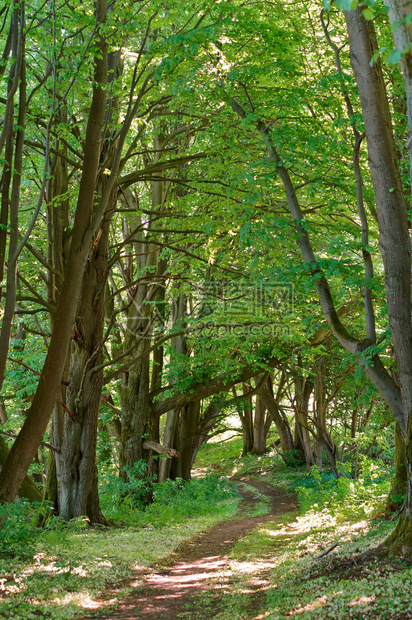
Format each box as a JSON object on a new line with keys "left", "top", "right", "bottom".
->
{"left": 386, "top": 422, "right": 407, "bottom": 513}
{"left": 385, "top": 513, "right": 412, "bottom": 554}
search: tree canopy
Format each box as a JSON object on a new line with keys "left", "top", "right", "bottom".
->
{"left": 0, "top": 0, "right": 412, "bottom": 552}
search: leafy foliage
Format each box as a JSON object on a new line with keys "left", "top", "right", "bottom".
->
{"left": 295, "top": 457, "right": 391, "bottom": 519}
{"left": 99, "top": 460, "right": 155, "bottom": 516}
{"left": 100, "top": 463, "right": 239, "bottom": 524}
{"left": 147, "top": 474, "right": 239, "bottom": 522}
{"left": 0, "top": 500, "right": 46, "bottom": 559}
{"left": 0, "top": 473, "right": 239, "bottom": 620}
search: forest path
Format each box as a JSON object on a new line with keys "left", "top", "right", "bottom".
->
{"left": 95, "top": 477, "right": 296, "bottom": 620}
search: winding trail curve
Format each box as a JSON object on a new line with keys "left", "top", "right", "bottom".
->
{"left": 96, "top": 478, "right": 296, "bottom": 620}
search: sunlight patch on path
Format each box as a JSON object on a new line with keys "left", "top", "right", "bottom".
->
{"left": 96, "top": 480, "right": 296, "bottom": 620}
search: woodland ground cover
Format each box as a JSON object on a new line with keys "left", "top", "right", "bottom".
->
{"left": 0, "top": 474, "right": 239, "bottom": 620}
{"left": 1, "top": 436, "right": 407, "bottom": 620}
{"left": 190, "top": 438, "right": 410, "bottom": 620}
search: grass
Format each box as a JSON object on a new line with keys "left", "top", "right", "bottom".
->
{"left": 201, "top": 511, "right": 408, "bottom": 620}
{"left": 193, "top": 435, "right": 305, "bottom": 483}
{"left": 236, "top": 481, "right": 272, "bottom": 516}
{"left": 1, "top": 436, "right": 409, "bottom": 620}
{"left": 0, "top": 475, "right": 240, "bottom": 620}
{"left": 188, "top": 437, "right": 412, "bottom": 620}
{"left": 265, "top": 514, "right": 412, "bottom": 619}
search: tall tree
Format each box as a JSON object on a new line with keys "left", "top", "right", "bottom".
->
{"left": 0, "top": 0, "right": 109, "bottom": 501}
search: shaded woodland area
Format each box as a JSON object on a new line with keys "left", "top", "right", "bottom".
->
{"left": 1, "top": 0, "right": 412, "bottom": 564}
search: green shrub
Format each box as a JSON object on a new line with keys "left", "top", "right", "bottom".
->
{"left": 99, "top": 460, "right": 155, "bottom": 520}
{"left": 0, "top": 500, "right": 46, "bottom": 558}
{"left": 283, "top": 448, "right": 306, "bottom": 467}
{"left": 99, "top": 468, "right": 239, "bottom": 525}
{"left": 294, "top": 457, "right": 391, "bottom": 520}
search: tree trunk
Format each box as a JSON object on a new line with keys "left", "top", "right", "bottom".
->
{"left": 0, "top": 436, "right": 42, "bottom": 503}
{"left": 119, "top": 340, "right": 152, "bottom": 476}
{"left": 316, "top": 427, "right": 340, "bottom": 478}
{"left": 117, "top": 180, "right": 161, "bottom": 478}
{"left": 158, "top": 409, "right": 179, "bottom": 482}
{"left": 172, "top": 400, "right": 201, "bottom": 481}
{"left": 294, "top": 376, "right": 314, "bottom": 470}
{"left": 44, "top": 400, "right": 65, "bottom": 511}
{"left": 345, "top": 6, "right": 412, "bottom": 550}
{"left": 259, "top": 377, "right": 294, "bottom": 454}
{"left": 0, "top": 400, "right": 6, "bottom": 424}
{"left": 43, "top": 448, "right": 58, "bottom": 511}
{"left": 158, "top": 291, "right": 187, "bottom": 482}
{"left": 144, "top": 403, "right": 161, "bottom": 486}
{"left": 386, "top": 422, "right": 407, "bottom": 513}
{"left": 190, "top": 399, "right": 226, "bottom": 466}
{"left": 0, "top": 0, "right": 109, "bottom": 502}
{"left": 344, "top": 10, "right": 412, "bottom": 429}
{"left": 385, "top": 0, "right": 412, "bottom": 183}
{"left": 314, "top": 441, "right": 323, "bottom": 470}
{"left": 386, "top": 415, "right": 412, "bottom": 551}
{"left": 239, "top": 383, "right": 254, "bottom": 455}
{"left": 0, "top": 42, "right": 25, "bottom": 393}
{"left": 43, "top": 110, "right": 71, "bottom": 513}
{"left": 105, "top": 420, "right": 122, "bottom": 461}
{"left": 52, "top": 43, "right": 124, "bottom": 520}
{"left": 48, "top": 44, "right": 122, "bottom": 520}
{"left": 351, "top": 405, "right": 359, "bottom": 439}
{"left": 314, "top": 359, "right": 325, "bottom": 471}
{"left": 251, "top": 393, "right": 266, "bottom": 455}
{"left": 59, "top": 214, "right": 111, "bottom": 523}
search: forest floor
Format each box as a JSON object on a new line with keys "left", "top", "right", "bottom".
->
{"left": 93, "top": 476, "right": 296, "bottom": 620}
{"left": 86, "top": 439, "right": 412, "bottom": 620}
{"left": 3, "top": 438, "right": 412, "bottom": 620}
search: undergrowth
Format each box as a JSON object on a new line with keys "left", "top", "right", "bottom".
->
{"left": 1, "top": 436, "right": 407, "bottom": 620}
{"left": 192, "top": 438, "right": 409, "bottom": 620}
{"left": 99, "top": 465, "right": 238, "bottom": 524}
{"left": 0, "top": 474, "right": 239, "bottom": 620}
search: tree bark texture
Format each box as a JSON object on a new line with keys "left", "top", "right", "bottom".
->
{"left": 158, "top": 292, "right": 187, "bottom": 482}
{"left": 385, "top": 0, "right": 412, "bottom": 181}
{"left": 345, "top": 6, "right": 412, "bottom": 548}
{"left": 0, "top": 0, "right": 108, "bottom": 502}
{"left": 59, "top": 212, "right": 111, "bottom": 523}
{"left": 119, "top": 340, "right": 152, "bottom": 476}
{"left": 251, "top": 393, "right": 266, "bottom": 455}
{"left": 345, "top": 9, "right": 412, "bottom": 432}
{"left": 43, "top": 114, "right": 71, "bottom": 511}
{"left": 172, "top": 400, "right": 201, "bottom": 481}
{"left": 386, "top": 422, "right": 407, "bottom": 512}
{"left": 239, "top": 383, "right": 254, "bottom": 455}
{"left": 0, "top": 23, "right": 26, "bottom": 392}
{"left": 0, "top": 436, "right": 42, "bottom": 503}
{"left": 259, "top": 375, "right": 294, "bottom": 454}
{"left": 294, "top": 376, "right": 314, "bottom": 470}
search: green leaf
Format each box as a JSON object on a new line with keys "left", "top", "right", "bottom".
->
{"left": 387, "top": 49, "right": 402, "bottom": 65}
{"left": 335, "top": 0, "right": 359, "bottom": 10}
{"left": 362, "top": 8, "right": 375, "bottom": 20}
{"left": 369, "top": 50, "right": 380, "bottom": 67}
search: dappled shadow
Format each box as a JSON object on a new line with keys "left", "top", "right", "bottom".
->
{"left": 92, "top": 479, "right": 296, "bottom": 620}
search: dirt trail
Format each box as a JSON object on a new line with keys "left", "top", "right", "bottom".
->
{"left": 97, "top": 478, "right": 296, "bottom": 620}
